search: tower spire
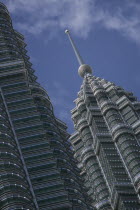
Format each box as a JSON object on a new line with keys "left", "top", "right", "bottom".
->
{"left": 65, "top": 29, "right": 84, "bottom": 66}
{"left": 65, "top": 29, "right": 92, "bottom": 78}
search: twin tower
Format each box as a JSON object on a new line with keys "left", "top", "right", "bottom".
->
{"left": 0, "top": 2, "right": 140, "bottom": 210}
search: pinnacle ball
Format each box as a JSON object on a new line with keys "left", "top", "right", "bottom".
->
{"left": 78, "top": 64, "right": 92, "bottom": 78}
{"left": 65, "top": 29, "right": 69, "bottom": 34}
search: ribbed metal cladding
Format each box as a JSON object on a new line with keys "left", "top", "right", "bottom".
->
{"left": 71, "top": 74, "right": 140, "bottom": 209}
{"left": 0, "top": 2, "right": 92, "bottom": 210}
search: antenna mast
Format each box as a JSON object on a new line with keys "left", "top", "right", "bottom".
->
{"left": 65, "top": 30, "right": 84, "bottom": 66}
{"left": 65, "top": 29, "right": 92, "bottom": 78}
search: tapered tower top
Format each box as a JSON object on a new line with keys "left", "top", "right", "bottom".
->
{"left": 65, "top": 29, "right": 92, "bottom": 78}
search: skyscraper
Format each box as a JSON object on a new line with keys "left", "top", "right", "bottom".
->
{"left": 66, "top": 30, "right": 140, "bottom": 209}
{"left": 0, "top": 3, "right": 92, "bottom": 210}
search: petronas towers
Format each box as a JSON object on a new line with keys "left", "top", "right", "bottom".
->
{"left": 0, "top": 3, "right": 91, "bottom": 210}
{"left": 71, "top": 75, "right": 140, "bottom": 209}
{"left": 1, "top": 2, "right": 140, "bottom": 210}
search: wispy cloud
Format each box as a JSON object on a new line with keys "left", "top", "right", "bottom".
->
{"left": 2, "top": 0, "right": 140, "bottom": 44}
{"left": 3, "top": 0, "right": 93, "bottom": 38}
{"left": 93, "top": 0, "right": 140, "bottom": 45}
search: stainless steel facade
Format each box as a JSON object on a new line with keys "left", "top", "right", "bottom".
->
{"left": 71, "top": 74, "right": 140, "bottom": 209}
{"left": 0, "top": 3, "right": 92, "bottom": 210}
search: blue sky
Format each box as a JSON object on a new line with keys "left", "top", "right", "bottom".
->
{"left": 2, "top": 0, "right": 140, "bottom": 133}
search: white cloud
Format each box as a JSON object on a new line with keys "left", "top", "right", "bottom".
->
{"left": 2, "top": 0, "right": 140, "bottom": 44}
{"left": 93, "top": 1, "right": 140, "bottom": 45}
{"left": 3, "top": 0, "right": 94, "bottom": 38}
